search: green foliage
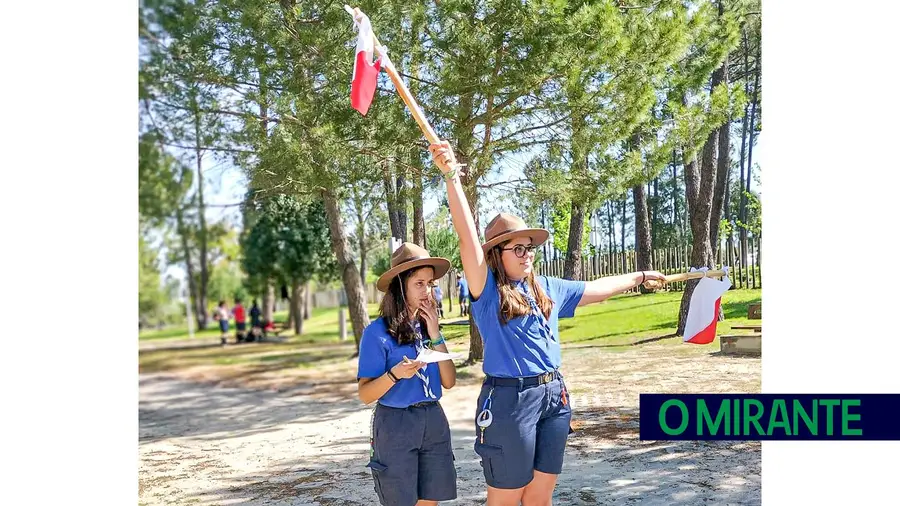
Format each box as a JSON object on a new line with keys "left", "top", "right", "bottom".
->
{"left": 139, "top": 236, "right": 167, "bottom": 320}
{"left": 205, "top": 226, "right": 250, "bottom": 303}
{"left": 345, "top": 175, "right": 389, "bottom": 278}
{"left": 718, "top": 218, "right": 734, "bottom": 243}
{"left": 425, "top": 226, "right": 462, "bottom": 273}
{"left": 371, "top": 251, "right": 392, "bottom": 278}
{"left": 735, "top": 189, "right": 761, "bottom": 236}
{"left": 138, "top": 133, "right": 191, "bottom": 228}
{"left": 136, "top": 0, "right": 762, "bottom": 318}
{"left": 550, "top": 205, "right": 590, "bottom": 255}
{"left": 241, "top": 193, "right": 338, "bottom": 292}
{"left": 727, "top": 169, "right": 762, "bottom": 238}
{"left": 207, "top": 260, "right": 249, "bottom": 304}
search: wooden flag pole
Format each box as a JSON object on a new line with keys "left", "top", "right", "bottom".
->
{"left": 642, "top": 269, "right": 729, "bottom": 290}
{"left": 345, "top": 5, "right": 441, "bottom": 145}
{"left": 664, "top": 269, "right": 728, "bottom": 283}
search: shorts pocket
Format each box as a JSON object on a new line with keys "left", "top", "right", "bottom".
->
{"left": 366, "top": 460, "right": 388, "bottom": 500}
{"left": 474, "top": 442, "right": 506, "bottom": 486}
{"left": 366, "top": 460, "right": 388, "bottom": 472}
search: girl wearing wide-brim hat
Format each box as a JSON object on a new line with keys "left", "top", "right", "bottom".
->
{"left": 357, "top": 242, "right": 459, "bottom": 506}
{"left": 429, "top": 141, "right": 666, "bottom": 506}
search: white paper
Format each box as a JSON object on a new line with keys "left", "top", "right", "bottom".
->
{"left": 414, "top": 348, "right": 460, "bottom": 364}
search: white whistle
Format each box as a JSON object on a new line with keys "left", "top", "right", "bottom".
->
{"left": 477, "top": 409, "right": 493, "bottom": 428}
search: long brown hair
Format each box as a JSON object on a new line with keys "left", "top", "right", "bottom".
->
{"left": 379, "top": 267, "right": 431, "bottom": 345}
{"left": 486, "top": 243, "right": 554, "bottom": 324}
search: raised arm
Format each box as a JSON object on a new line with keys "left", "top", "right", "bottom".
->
{"left": 429, "top": 141, "right": 488, "bottom": 299}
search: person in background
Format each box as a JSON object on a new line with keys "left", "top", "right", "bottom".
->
{"left": 457, "top": 271, "right": 470, "bottom": 317}
{"left": 232, "top": 298, "right": 247, "bottom": 343}
{"left": 249, "top": 299, "right": 262, "bottom": 342}
{"left": 433, "top": 281, "right": 444, "bottom": 319}
{"left": 213, "top": 301, "right": 230, "bottom": 346}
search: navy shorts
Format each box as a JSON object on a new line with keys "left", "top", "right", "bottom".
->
{"left": 474, "top": 374, "right": 572, "bottom": 489}
{"left": 236, "top": 322, "right": 246, "bottom": 331}
{"left": 219, "top": 320, "right": 229, "bottom": 333}
{"left": 367, "top": 402, "right": 457, "bottom": 506}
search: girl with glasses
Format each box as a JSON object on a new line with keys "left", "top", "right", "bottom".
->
{"left": 429, "top": 141, "right": 666, "bottom": 506}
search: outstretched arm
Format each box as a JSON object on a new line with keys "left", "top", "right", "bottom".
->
{"left": 429, "top": 141, "right": 488, "bottom": 299}
{"left": 578, "top": 270, "right": 667, "bottom": 306}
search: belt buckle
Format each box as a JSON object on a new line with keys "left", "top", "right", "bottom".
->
{"left": 542, "top": 372, "right": 552, "bottom": 384}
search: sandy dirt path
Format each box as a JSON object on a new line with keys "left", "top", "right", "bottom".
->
{"left": 139, "top": 342, "right": 760, "bottom": 505}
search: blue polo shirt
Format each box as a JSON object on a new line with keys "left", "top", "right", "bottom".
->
{"left": 471, "top": 269, "right": 585, "bottom": 378}
{"left": 357, "top": 317, "right": 443, "bottom": 408}
{"left": 458, "top": 278, "right": 469, "bottom": 299}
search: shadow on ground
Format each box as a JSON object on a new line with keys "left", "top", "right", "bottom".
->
{"left": 139, "top": 374, "right": 365, "bottom": 443}
{"left": 141, "top": 375, "right": 759, "bottom": 505}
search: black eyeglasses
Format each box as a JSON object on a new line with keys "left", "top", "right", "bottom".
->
{"left": 501, "top": 244, "right": 538, "bottom": 258}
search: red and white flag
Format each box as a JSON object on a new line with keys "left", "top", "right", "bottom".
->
{"left": 349, "top": 11, "right": 381, "bottom": 116}
{"left": 683, "top": 267, "right": 732, "bottom": 345}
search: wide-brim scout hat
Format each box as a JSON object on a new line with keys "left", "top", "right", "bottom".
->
{"left": 481, "top": 212, "right": 550, "bottom": 252}
{"left": 376, "top": 242, "right": 452, "bottom": 292}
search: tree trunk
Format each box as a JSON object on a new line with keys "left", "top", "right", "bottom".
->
{"left": 723, "top": 173, "right": 733, "bottom": 263}
{"left": 741, "top": 48, "right": 760, "bottom": 273}
{"left": 463, "top": 188, "right": 484, "bottom": 360}
{"left": 286, "top": 299, "right": 294, "bottom": 331}
{"left": 322, "top": 188, "right": 370, "bottom": 353}
{"left": 396, "top": 174, "right": 408, "bottom": 242}
{"left": 563, "top": 96, "right": 590, "bottom": 281}
{"left": 709, "top": 57, "right": 730, "bottom": 263}
{"left": 354, "top": 190, "right": 368, "bottom": 281}
{"left": 359, "top": 233, "right": 367, "bottom": 284}
{"left": 304, "top": 280, "right": 312, "bottom": 320}
{"left": 191, "top": 103, "right": 210, "bottom": 331}
{"left": 412, "top": 164, "right": 426, "bottom": 247}
{"left": 291, "top": 280, "right": 304, "bottom": 335}
{"left": 464, "top": 183, "right": 484, "bottom": 362}
{"left": 649, "top": 179, "right": 657, "bottom": 247}
{"left": 452, "top": 88, "right": 486, "bottom": 363}
{"left": 619, "top": 197, "right": 627, "bottom": 273}
{"left": 711, "top": 121, "right": 731, "bottom": 264}
{"left": 382, "top": 164, "right": 401, "bottom": 241}
{"left": 606, "top": 200, "right": 615, "bottom": 255}
{"left": 700, "top": 130, "right": 718, "bottom": 224}
{"left": 264, "top": 283, "right": 275, "bottom": 323}
{"left": 633, "top": 184, "right": 653, "bottom": 277}
{"left": 541, "top": 204, "right": 549, "bottom": 261}
{"left": 745, "top": 41, "right": 761, "bottom": 198}
{"left": 671, "top": 150, "right": 681, "bottom": 246}
{"left": 677, "top": 130, "right": 718, "bottom": 335}
{"left": 738, "top": 30, "right": 752, "bottom": 277}
{"left": 563, "top": 201, "right": 585, "bottom": 281}
{"left": 175, "top": 207, "right": 202, "bottom": 328}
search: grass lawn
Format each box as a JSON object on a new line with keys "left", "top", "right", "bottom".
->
{"left": 559, "top": 288, "right": 761, "bottom": 347}
{"left": 139, "top": 305, "right": 384, "bottom": 342}
{"left": 139, "top": 289, "right": 760, "bottom": 374}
